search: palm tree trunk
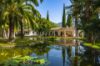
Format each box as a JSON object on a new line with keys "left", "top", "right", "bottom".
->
{"left": 9, "top": 20, "right": 14, "bottom": 41}
{"left": 20, "top": 21, "right": 24, "bottom": 38}
{"left": 2, "top": 28, "right": 7, "bottom": 39}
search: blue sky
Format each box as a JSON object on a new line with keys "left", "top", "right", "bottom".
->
{"left": 36, "top": 0, "right": 71, "bottom": 23}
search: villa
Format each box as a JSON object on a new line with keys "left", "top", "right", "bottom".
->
{"left": 47, "top": 27, "right": 75, "bottom": 37}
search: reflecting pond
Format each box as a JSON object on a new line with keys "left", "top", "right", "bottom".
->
{"left": 0, "top": 39, "right": 100, "bottom": 66}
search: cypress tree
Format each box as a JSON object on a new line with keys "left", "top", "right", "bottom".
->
{"left": 47, "top": 10, "right": 49, "bottom": 21}
{"left": 67, "top": 14, "right": 72, "bottom": 27}
{"left": 62, "top": 4, "right": 66, "bottom": 27}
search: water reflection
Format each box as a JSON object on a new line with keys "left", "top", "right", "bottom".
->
{"left": 31, "top": 43, "right": 50, "bottom": 55}
{"left": 62, "top": 47, "right": 66, "bottom": 66}
{"left": 0, "top": 42, "right": 50, "bottom": 64}
{"left": 0, "top": 39, "right": 100, "bottom": 66}
{"left": 80, "top": 48, "right": 100, "bottom": 66}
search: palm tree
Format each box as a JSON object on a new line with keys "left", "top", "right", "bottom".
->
{"left": 0, "top": 0, "right": 43, "bottom": 41}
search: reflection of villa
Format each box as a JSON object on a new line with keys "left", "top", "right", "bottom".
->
{"left": 56, "top": 39, "right": 80, "bottom": 46}
{"left": 48, "top": 27, "right": 75, "bottom": 37}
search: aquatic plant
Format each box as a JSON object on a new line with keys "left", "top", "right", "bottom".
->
{"left": 4, "top": 56, "right": 47, "bottom": 66}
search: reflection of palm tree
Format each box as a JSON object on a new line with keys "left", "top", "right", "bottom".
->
{"left": 80, "top": 48, "right": 99, "bottom": 66}
{"left": 32, "top": 43, "right": 50, "bottom": 55}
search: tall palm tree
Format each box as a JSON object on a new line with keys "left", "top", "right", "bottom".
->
{"left": 0, "top": 0, "right": 43, "bottom": 40}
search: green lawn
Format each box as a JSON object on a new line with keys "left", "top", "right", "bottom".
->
{"left": 84, "top": 43, "right": 100, "bottom": 49}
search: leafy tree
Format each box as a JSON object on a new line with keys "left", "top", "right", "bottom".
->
{"left": 35, "top": 18, "right": 57, "bottom": 35}
{"left": 69, "top": 0, "right": 100, "bottom": 44}
{"left": 79, "top": 0, "right": 100, "bottom": 43}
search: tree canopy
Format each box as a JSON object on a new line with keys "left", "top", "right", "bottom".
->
{"left": 68, "top": 0, "right": 100, "bottom": 43}
{"left": 0, "top": 0, "right": 57, "bottom": 40}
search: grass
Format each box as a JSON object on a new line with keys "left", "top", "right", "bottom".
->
{"left": 0, "top": 37, "right": 35, "bottom": 48}
{"left": 0, "top": 43, "right": 15, "bottom": 48}
{"left": 43, "top": 36, "right": 83, "bottom": 40}
{"left": 0, "top": 36, "right": 49, "bottom": 48}
{"left": 0, "top": 36, "right": 86, "bottom": 48}
{"left": 84, "top": 43, "right": 100, "bottom": 49}
{"left": 0, "top": 37, "right": 16, "bottom": 48}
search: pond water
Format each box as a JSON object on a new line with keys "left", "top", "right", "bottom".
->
{"left": 0, "top": 39, "right": 100, "bottom": 66}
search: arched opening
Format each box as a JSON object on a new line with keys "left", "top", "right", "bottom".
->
{"left": 61, "top": 32, "right": 64, "bottom": 37}
{"left": 55, "top": 31, "right": 58, "bottom": 36}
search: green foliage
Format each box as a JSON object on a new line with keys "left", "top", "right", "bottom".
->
{"left": 4, "top": 56, "right": 46, "bottom": 66}
{"left": 35, "top": 18, "right": 57, "bottom": 33}
{"left": 0, "top": 0, "right": 43, "bottom": 40}
{"left": 69, "top": 0, "right": 100, "bottom": 43}
{"left": 0, "top": 39, "right": 51, "bottom": 65}
{"left": 84, "top": 43, "right": 100, "bottom": 49}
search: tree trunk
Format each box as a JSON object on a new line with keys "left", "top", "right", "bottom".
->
{"left": 20, "top": 21, "right": 24, "bottom": 39}
{"left": 87, "top": 32, "right": 95, "bottom": 44}
{"left": 91, "top": 33, "right": 95, "bottom": 45}
{"left": 75, "top": 17, "right": 78, "bottom": 38}
{"left": 9, "top": 20, "right": 14, "bottom": 41}
{"left": 2, "top": 28, "right": 8, "bottom": 39}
